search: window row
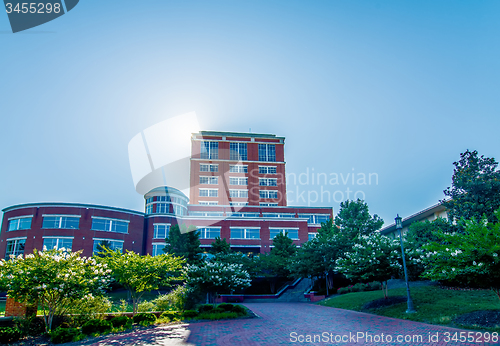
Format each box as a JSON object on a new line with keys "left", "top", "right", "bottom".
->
{"left": 200, "top": 141, "right": 277, "bottom": 162}
{"left": 259, "top": 190, "right": 278, "bottom": 199}
{"left": 200, "top": 164, "right": 218, "bottom": 172}
{"left": 298, "top": 214, "right": 331, "bottom": 225}
{"left": 259, "top": 178, "right": 277, "bottom": 186}
{"left": 199, "top": 176, "right": 218, "bottom": 185}
{"left": 8, "top": 215, "right": 130, "bottom": 233}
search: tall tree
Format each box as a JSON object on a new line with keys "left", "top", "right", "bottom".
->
{"left": 210, "top": 237, "right": 231, "bottom": 255}
{"left": 334, "top": 199, "right": 384, "bottom": 239}
{"left": 164, "top": 224, "right": 202, "bottom": 265}
{"left": 443, "top": 149, "right": 500, "bottom": 223}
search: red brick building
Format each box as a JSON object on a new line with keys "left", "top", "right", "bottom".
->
{"left": 0, "top": 131, "right": 332, "bottom": 258}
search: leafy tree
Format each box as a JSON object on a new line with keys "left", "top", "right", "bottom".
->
{"left": 184, "top": 262, "right": 251, "bottom": 305}
{"left": 210, "top": 237, "right": 231, "bottom": 255}
{"left": 443, "top": 149, "right": 500, "bottom": 223}
{"left": 211, "top": 252, "right": 261, "bottom": 279}
{"left": 406, "top": 217, "right": 452, "bottom": 249}
{"left": 421, "top": 209, "right": 500, "bottom": 299}
{"left": 164, "top": 224, "right": 202, "bottom": 265}
{"left": 96, "top": 248, "right": 184, "bottom": 314}
{"left": 336, "top": 233, "right": 401, "bottom": 298}
{"left": 334, "top": 199, "right": 384, "bottom": 239}
{"left": 0, "top": 249, "right": 111, "bottom": 331}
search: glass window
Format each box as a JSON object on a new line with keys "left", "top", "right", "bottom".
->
{"left": 152, "top": 243, "right": 166, "bottom": 256}
{"left": 229, "top": 165, "right": 248, "bottom": 173}
{"left": 199, "top": 201, "right": 218, "bottom": 205}
{"left": 199, "top": 176, "right": 218, "bottom": 185}
{"left": 198, "top": 227, "right": 221, "bottom": 239}
{"left": 258, "top": 144, "right": 276, "bottom": 162}
{"left": 146, "top": 204, "right": 153, "bottom": 214}
{"left": 228, "top": 212, "right": 260, "bottom": 218}
{"left": 5, "top": 238, "right": 26, "bottom": 259}
{"left": 91, "top": 218, "right": 129, "bottom": 234}
{"left": 259, "top": 166, "right": 277, "bottom": 174}
{"left": 146, "top": 197, "right": 154, "bottom": 204}
{"left": 155, "top": 203, "right": 170, "bottom": 213}
{"left": 43, "top": 238, "right": 73, "bottom": 251}
{"left": 229, "top": 142, "right": 247, "bottom": 161}
{"left": 229, "top": 177, "right": 247, "bottom": 185}
{"left": 229, "top": 189, "right": 248, "bottom": 198}
{"left": 8, "top": 217, "right": 32, "bottom": 231}
{"left": 154, "top": 224, "right": 170, "bottom": 239}
{"left": 270, "top": 229, "right": 299, "bottom": 240}
{"left": 259, "top": 178, "right": 277, "bottom": 186}
{"left": 308, "top": 233, "right": 317, "bottom": 241}
{"left": 42, "top": 216, "right": 79, "bottom": 229}
{"left": 298, "top": 214, "right": 330, "bottom": 224}
{"left": 259, "top": 203, "right": 278, "bottom": 206}
{"left": 199, "top": 189, "right": 218, "bottom": 197}
{"left": 259, "top": 190, "right": 278, "bottom": 199}
{"left": 230, "top": 228, "right": 260, "bottom": 239}
{"left": 200, "top": 141, "right": 218, "bottom": 159}
{"left": 200, "top": 164, "right": 218, "bottom": 172}
{"left": 230, "top": 202, "right": 248, "bottom": 206}
{"left": 189, "top": 211, "right": 224, "bottom": 217}
{"left": 262, "top": 213, "right": 294, "bottom": 218}
{"left": 93, "top": 239, "right": 123, "bottom": 254}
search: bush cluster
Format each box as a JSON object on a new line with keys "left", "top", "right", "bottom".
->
{"left": 0, "top": 326, "right": 21, "bottom": 344}
{"left": 81, "top": 319, "right": 113, "bottom": 335}
{"left": 133, "top": 312, "right": 157, "bottom": 326}
{"left": 336, "top": 281, "right": 382, "bottom": 295}
{"left": 50, "top": 327, "right": 81, "bottom": 344}
{"left": 110, "top": 315, "right": 132, "bottom": 329}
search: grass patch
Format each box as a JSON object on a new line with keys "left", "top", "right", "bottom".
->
{"left": 319, "top": 286, "right": 500, "bottom": 332}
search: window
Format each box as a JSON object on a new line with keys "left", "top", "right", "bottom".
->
{"left": 43, "top": 237, "right": 73, "bottom": 251}
{"left": 200, "top": 164, "right": 218, "bottom": 172}
{"left": 259, "top": 178, "right": 277, "bottom": 186}
{"left": 229, "top": 165, "right": 248, "bottom": 173}
{"left": 230, "top": 202, "right": 248, "bottom": 206}
{"left": 157, "top": 196, "right": 169, "bottom": 202}
{"left": 156, "top": 203, "right": 170, "bottom": 213}
{"left": 146, "top": 204, "right": 153, "bottom": 214}
{"left": 199, "top": 176, "right": 218, "bottom": 185}
{"left": 200, "top": 141, "right": 218, "bottom": 159}
{"left": 229, "top": 177, "right": 247, "bottom": 185}
{"left": 154, "top": 224, "right": 170, "bottom": 239}
{"left": 269, "top": 229, "right": 299, "bottom": 240}
{"left": 229, "top": 189, "right": 248, "bottom": 198}
{"left": 146, "top": 197, "right": 154, "bottom": 204}
{"left": 173, "top": 205, "right": 185, "bottom": 216}
{"left": 230, "top": 228, "right": 260, "bottom": 239}
{"left": 5, "top": 238, "right": 26, "bottom": 259}
{"left": 259, "top": 190, "right": 278, "bottom": 199}
{"left": 91, "top": 217, "right": 129, "bottom": 234}
{"left": 260, "top": 203, "right": 278, "bottom": 207}
{"left": 199, "top": 188, "right": 218, "bottom": 197}
{"left": 8, "top": 216, "right": 32, "bottom": 231}
{"left": 93, "top": 239, "right": 124, "bottom": 254}
{"left": 199, "top": 201, "right": 218, "bottom": 206}
{"left": 152, "top": 243, "right": 166, "bottom": 257}
{"left": 258, "top": 144, "right": 276, "bottom": 162}
{"left": 42, "top": 215, "right": 80, "bottom": 229}
{"left": 298, "top": 214, "right": 331, "bottom": 225}
{"left": 198, "top": 227, "right": 221, "bottom": 239}
{"left": 259, "top": 166, "right": 277, "bottom": 174}
{"left": 308, "top": 233, "right": 317, "bottom": 241}
{"left": 189, "top": 211, "right": 224, "bottom": 217}
{"left": 228, "top": 212, "right": 260, "bottom": 218}
{"left": 262, "top": 213, "right": 295, "bottom": 218}
{"left": 229, "top": 142, "right": 247, "bottom": 161}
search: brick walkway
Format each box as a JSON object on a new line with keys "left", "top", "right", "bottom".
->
{"left": 87, "top": 303, "right": 490, "bottom": 345}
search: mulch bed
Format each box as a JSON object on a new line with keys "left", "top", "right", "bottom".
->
{"left": 362, "top": 296, "right": 407, "bottom": 310}
{"left": 453, "top": 310, "right": 500, "bottom": 328}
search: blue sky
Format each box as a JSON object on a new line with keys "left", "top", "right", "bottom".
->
{"left": 1, "top": 1, "right": 499, "bottom": 225}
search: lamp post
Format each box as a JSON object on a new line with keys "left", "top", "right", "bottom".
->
{"left": 395, "top": 214, "right": 416, "bottom": 313}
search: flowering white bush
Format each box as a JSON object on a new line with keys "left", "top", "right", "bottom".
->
{"left": 422, "top": 212, "right": 500, "bottom": 299}
{"left": 336, "top": 233, "right": 402, "bottom": 298}
{"left": 0, "top": 249, "right": 111, "bottom": 331}
{"left": 185, "top": 262, "right": 251, "bottom": 304}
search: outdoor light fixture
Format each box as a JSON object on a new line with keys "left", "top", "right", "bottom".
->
{"left": 395, "top": 214, "right": 416, "bottom": 314}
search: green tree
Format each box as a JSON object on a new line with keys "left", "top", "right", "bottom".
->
{"left": 421, "top": 209, "right": 500, "bottom": 299}
{"left": 0, "top": 249, "right": 111, "bottom": 332}
{"left": 443, "top": 149, "right": 500, "bottom": 223}
{"left": 210, "top": 237, "right": 231, "bottom": 255}
{"left": 97, "top": 249, "right": 184, "bottom": 314}
{"left": 334, "top": 199, "right": 384, "bottom": 239}
{"left": 164, "top": 224, "right": 202, "bottom": 265}
{"left": 185, "top": 262, "right": 251, "bottom": 305}
{"left": 336, "top": 233, "right": 401, "bottom": 298}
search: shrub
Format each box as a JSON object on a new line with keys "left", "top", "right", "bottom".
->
{"left": 0, "top": 327, "right": 21, "bottom": 344}
{"left": 81, "top": 319, "right": 113, "bottom": 335}
{"left": 337, "top": 287, "right": 350, "bottom": 295}
{"left": 138, "top": 300, "right": 156, "bottom": 312}
{"left": 133, "top": 312, "right": 157, "bottom": 325}
{"left": 198, "top": 304, "right": 214, "bottom": 313}
{"left": 50, "top": 327, "right": 81, "bottom": 344}
{"left": 196, "top": 311, "right": 238, "bottom": 320}
{"left": 217, "top": 303, "right": 234, "bottom": 312}
{"left": 230, "top": 305, "right": 246, "bottom": 315}
{"left": 183, "top": 310, "right": 199, "bottom": 319}
{"left": 160, "top": 311, "right": 181, "bottom": 322}
{"left": 351, "top": 283, "right": 368, "bottom": 292}
{"left": 110, "top": 315, "right": 132, "bottom": 329}
{"left": 154, "top": 285, "right": 191, "bottom": 311}
{"left": 367, "top": 281, "right": 382, "bottom": 291}
{"left": 14, "top": 316, "right": 45, "bottom": 336}
{"left": 67, "top": 295, "right": 112, "bottom": 327}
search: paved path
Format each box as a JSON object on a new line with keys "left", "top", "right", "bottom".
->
{"left": 86, "top": 303, "right": 490, "bottom": 346}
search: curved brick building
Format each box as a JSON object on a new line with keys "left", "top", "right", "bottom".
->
{"left": 0, "top": 131, "right": 333, "bottom": 258}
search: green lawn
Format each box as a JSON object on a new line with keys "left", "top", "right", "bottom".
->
{"left": 319, "top": 286, "right": 500, "bottom": 331}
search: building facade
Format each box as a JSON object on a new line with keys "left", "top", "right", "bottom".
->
{"left": 0, "top": 131, "right": 333, "bottom": 258}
